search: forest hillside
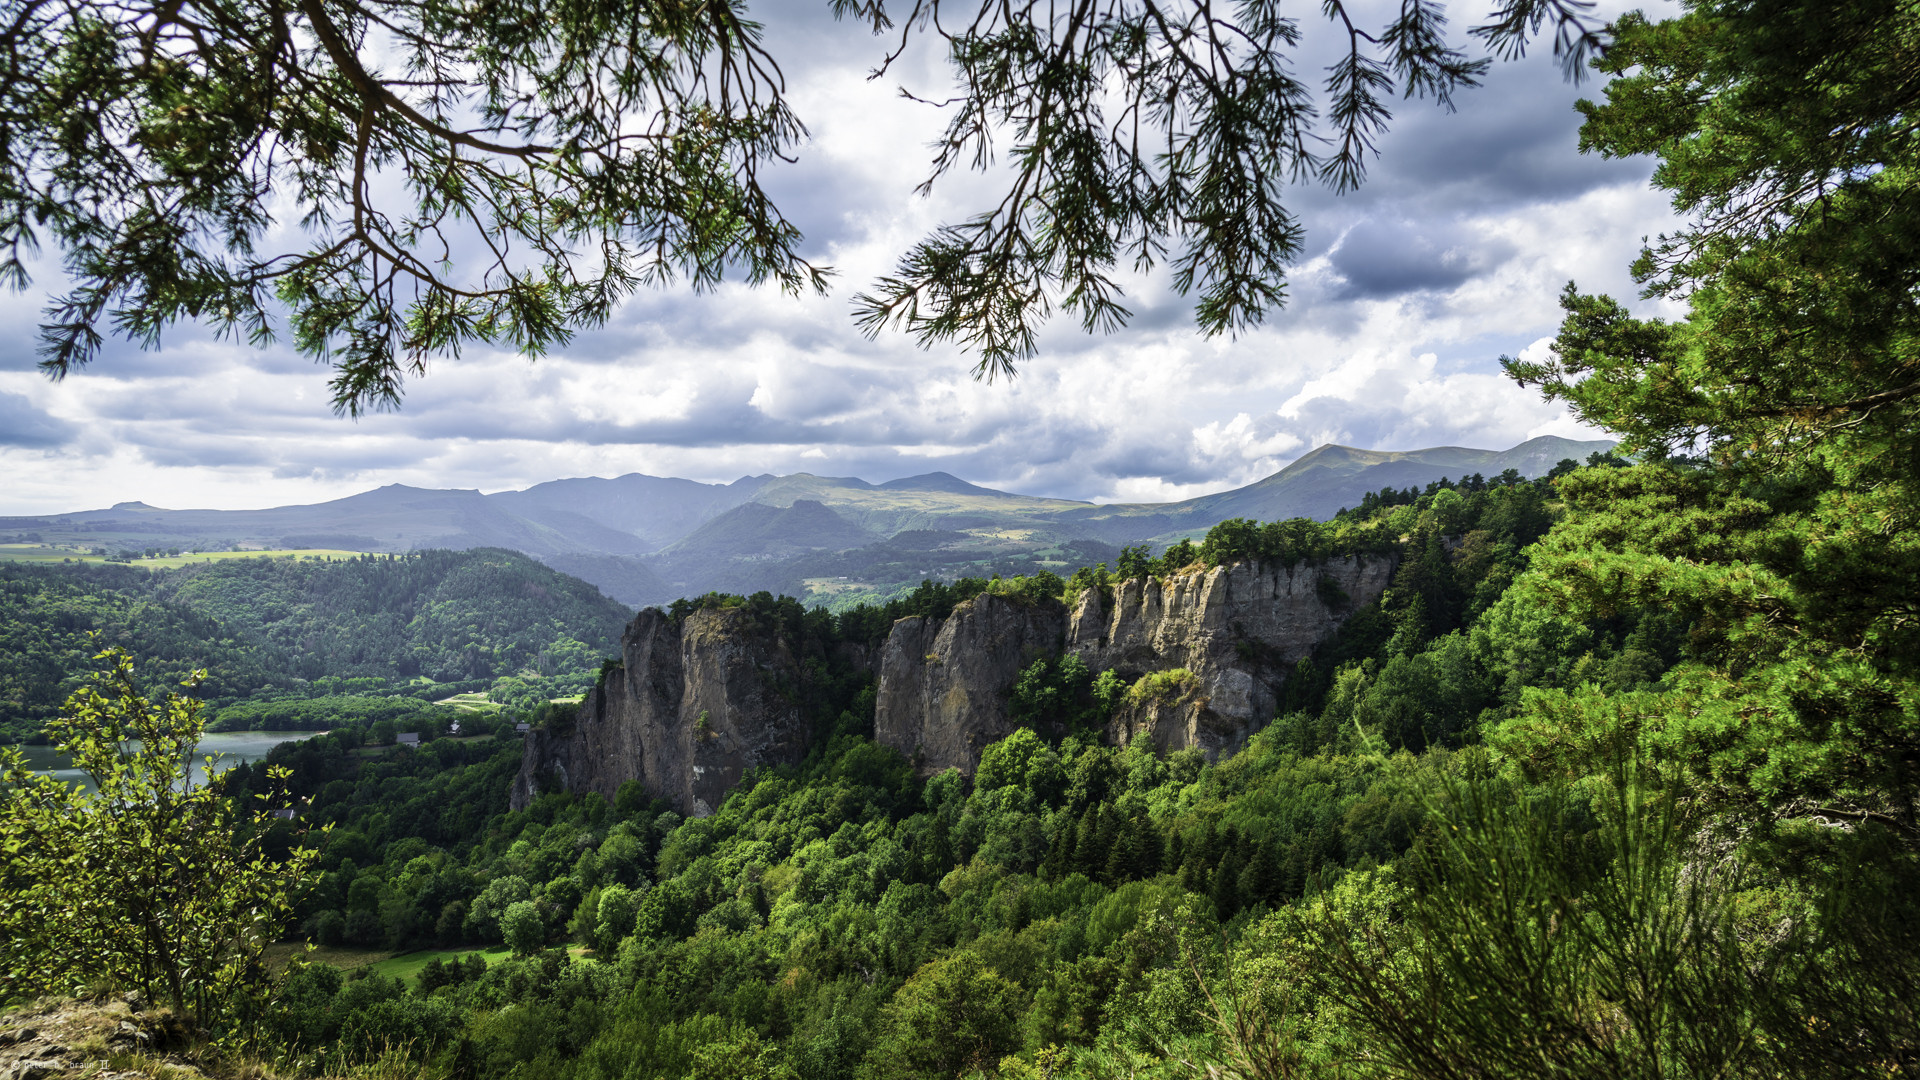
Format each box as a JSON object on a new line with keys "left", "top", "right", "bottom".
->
{"left": 0, "top": 548, "right": 631, "bottom": 743}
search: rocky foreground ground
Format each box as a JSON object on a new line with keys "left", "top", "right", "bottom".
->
{"left": 0, "top": 996, "right": 211, "bottom": 1080}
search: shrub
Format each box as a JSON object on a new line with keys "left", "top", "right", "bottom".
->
{"left": 0, "top": 643, "right": 322, "bottom": 1019}
{"left": 1124, "top": 669, "right": 1198, "bottom": 707}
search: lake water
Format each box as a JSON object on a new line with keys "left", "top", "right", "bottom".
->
{"left": 8, "top": 731, "right": 327, "bottom": 794}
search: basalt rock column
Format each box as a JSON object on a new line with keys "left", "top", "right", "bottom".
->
{"left": 513, "top": 605, "right": 813, "bottom": 817}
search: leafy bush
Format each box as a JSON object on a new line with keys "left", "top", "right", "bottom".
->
{"left": 986, "top": 569, "right": 1067, "bottom": 608}
{"left": 1124, "top": 668, "right": 1197, "bottom": 707}
{"left": 0, "top": 644, "right": 322, "bottom": 1018}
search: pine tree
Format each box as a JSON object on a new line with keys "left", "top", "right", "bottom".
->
{"left": 1239, "top": 842, "right": 1281, "bottom": 911}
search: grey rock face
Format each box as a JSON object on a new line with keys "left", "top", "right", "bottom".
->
{"left": 874, "top": 556, "right": 1396, "bottom": 773}
{"left": 512, "top": 606, "right": 813, "bottom": 816}
{"left": 1069, "top": 555, "right": 1395, "bottom": 755}
{"left": 521, "top": 554, "right": 1397, "bottom": 811}
{"left": 873, "top": 592, "right": 1067, "bottom": 776}
{"left": 1105, "top": 674, "right": 1224, "bottom": 754}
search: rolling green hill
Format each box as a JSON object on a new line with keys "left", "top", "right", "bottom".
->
{"left": 0, "top": 549, "right": 630, "bottom": 742}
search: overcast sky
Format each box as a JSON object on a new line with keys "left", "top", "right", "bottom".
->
{"left": 0, "top": 0, "right": 1680, "bottom": 516}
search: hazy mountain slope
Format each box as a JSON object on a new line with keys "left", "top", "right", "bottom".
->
{"left": 533, "top": 553, "right": 673, "bottom": 607}
{"left": 488, "top": 473, "right": 761, "bottom": 549}
{"left": 663, "top": 499, "right": 880, "bottom": 558}
{"left": 740, "top": 472, "right": 1091, "bottom": 536}
{"left": 481, "top": 508, "right": 656, "bottom": 557}
{"left": 20, "top": 485, "right": 664, "bottom": 560}
{"left": 875, "top": 472, "right": 1018, "bottom": 496}
{"left": 650, "top": 500, "right": 886, "bottom": 596}
{"left": 31, "top": 486, "right": 552, "bottom": 554}
{"left": 6, "top": 436, "right": 1615, "bottom": 606}
{"left": 1058, "top": 436, "right": 1615, "bottom": 540}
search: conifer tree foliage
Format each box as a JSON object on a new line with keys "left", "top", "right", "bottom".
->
{"left": 4, "top": 0, "right": 1601, "bottom": 409}
{"left": 1499, "top": 0, "right": 1920, "bottom": 847}
{"left": 1435, "top": 0, "right": 1920, "bottom": 1069}
{"left": 840, "top": 0, "right": 1603, "bottom": 374}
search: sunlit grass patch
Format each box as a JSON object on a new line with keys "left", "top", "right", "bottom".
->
{"left": 0, "top": 545, "right": 373, "bottom": 569}
{"left": 433, "top": 692, "right": 502, "bottom": 712}
{"left": 365, "top": 945, "right": 590, "bottom": 984}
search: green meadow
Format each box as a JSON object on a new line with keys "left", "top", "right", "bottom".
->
{"left": 0, "top": 544, "right": 372, "bottom": 569}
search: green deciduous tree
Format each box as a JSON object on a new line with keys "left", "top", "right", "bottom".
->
{"left": 594, "top": 883, "right": 642, "bottom": 954}
{"left": 861, "top": 950, "right": 1023, "bottom": 1080}
{"left": 500, "top": 899, "right": 545, "bottom": 957}
{"left": 0, "top": 644, "right": 321, "bottom": 1019}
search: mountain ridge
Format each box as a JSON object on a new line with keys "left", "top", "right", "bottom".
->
{"left": 6, "top": 435, "right": 1613, "bottom": 607}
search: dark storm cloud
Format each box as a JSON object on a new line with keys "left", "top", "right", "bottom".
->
{"left": 1353, "top": 67, "right": 1634, "bottom": 209}
{"left": 0, "top": 392, "right": 77, "bottom": 448}
{"left": 1327, "top": 219, "right": 1515, "bottom": 299}
{"left": 1279, "top": 22, "right": 1656, "bottom": 263}
{"left": 1092, "top": 437, "right": 1207, "bottom": 483}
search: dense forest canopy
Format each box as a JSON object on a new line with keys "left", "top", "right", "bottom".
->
{"left": 177, "top": 466, "right": 1593, "bottom": 1080}
{"left": 0, "top": 549, "right": 631, "bottom": 742}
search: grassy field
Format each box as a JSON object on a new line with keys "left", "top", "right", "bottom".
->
{"left": 434, "top": 692, "right": 502, "bottom": 712}
{"left": 366, "top": 945, "right": 592, "bottom": 984}
{"left": 262, "top": 942, "right": 393, "bottom": 974}
{"left": 0, "top": 544, "right": 372, "bottom": 569}
{"left": 368, "top": 946, "right": 512, "bottom": 984}
{"left": 801, "top": 577, "right": 875, "bottom": 598}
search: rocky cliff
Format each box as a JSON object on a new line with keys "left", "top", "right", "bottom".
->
{"left": 873, "top": 555, "right": 1395, "bottom": 772}
{"left": 516, "top": 554, "right": 1394, "bottom": 814}
{"left": 512, "top": 606, "right": 816, "bottom": 817}
{"left": 1068, "top": 554, "right": 1395, "bottom": 753}
{"left": 873, "top": 592, "right": 1065, "bottom": 776}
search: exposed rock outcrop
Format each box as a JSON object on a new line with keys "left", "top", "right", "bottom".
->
{"left": 1067, "top": 554, "right": 1395, "bottom": 754}
{"left": 1105, "top": 671, "right": 1219, "bottom": 754}
{"left": 512, "top": 606, "right": 816, "bottom": 817}
{"left": 519, "top": 554, "right": 1396, "bottom": 812}
{"left": 874, "top": 592, "right": 1066, "bottom": 776}
{"left": 874, "top": 555, "right": 1395, "bottom": 772}
{"left": 0, "top": 995, "right": 200, "bottom": 1080}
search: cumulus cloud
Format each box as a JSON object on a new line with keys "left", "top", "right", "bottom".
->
{"left": 0, "top": 391, "right": 77, "bottom": 448}
{"left": 0, "top": 0, "right": 1678, "bottom": 516}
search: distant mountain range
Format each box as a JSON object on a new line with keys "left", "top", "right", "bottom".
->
{"left": 0, "top": 435, "right": 1614, "bottom": 608}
